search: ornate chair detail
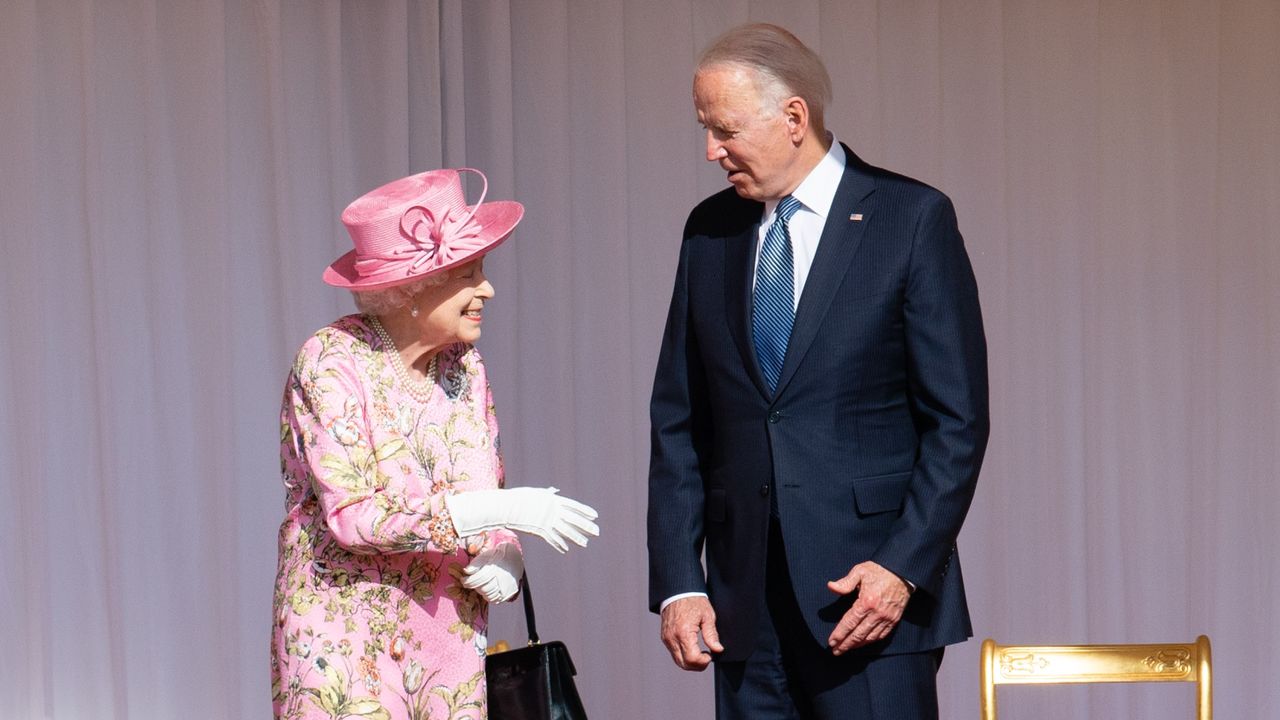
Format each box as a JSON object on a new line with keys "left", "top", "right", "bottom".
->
{"left": 979, "top": 635, "right": 1211, "bottom": 719}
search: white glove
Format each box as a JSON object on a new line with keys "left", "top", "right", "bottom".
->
{"left": 462, "top": 543, "right": 524, "bottom": 603}
{"left": 446, "top": 487, "right": 599, "bottom": 553}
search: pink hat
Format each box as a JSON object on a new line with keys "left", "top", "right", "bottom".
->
{"left": 324, "top": 167, "right": 524, "bottom": 290}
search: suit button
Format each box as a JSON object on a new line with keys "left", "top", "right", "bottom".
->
{"left": 768, "top": 411, "right": 780, "bottom": 423}
{"left": 760, "top": 484, "right": 770, "bottom": 496}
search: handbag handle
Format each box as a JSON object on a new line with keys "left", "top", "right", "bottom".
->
{"left": 519, "top": 572, "right": 540, "bottom": 645}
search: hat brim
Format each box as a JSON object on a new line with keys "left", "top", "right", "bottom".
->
{"left": 323, "top": 200, "right": 523, "bottom": 290}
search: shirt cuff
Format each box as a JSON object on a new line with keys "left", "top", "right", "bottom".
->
{"left": 659, "top": 592, "right": 709, "bottom": 612}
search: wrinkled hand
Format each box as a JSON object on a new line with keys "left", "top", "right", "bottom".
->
{"left": 447, "top": 487, "right": 600, "bottom": 553}
{"left": 660, "top": 596, "right": 724, "bottom": 671}
{"left": 826, "top": 561, "right": 910, "bottom": 655}
{"left": 462, "top": 543, "right": 523, "bottom": 603}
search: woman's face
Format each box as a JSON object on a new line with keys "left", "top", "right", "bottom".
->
{"left": 413, "top": 258, "right": 494, "bottom": 347}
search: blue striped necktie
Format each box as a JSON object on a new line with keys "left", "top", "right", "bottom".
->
{"left": 753, "top": 195, "right": 802, "bottom": 391}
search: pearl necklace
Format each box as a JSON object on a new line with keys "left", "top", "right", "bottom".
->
{"left": 369, "top": 316, "right": 438, "bottom": 402}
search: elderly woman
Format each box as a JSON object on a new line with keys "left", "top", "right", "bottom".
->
{"left": 272, "top": 168, "right": 598, "bottom": 720}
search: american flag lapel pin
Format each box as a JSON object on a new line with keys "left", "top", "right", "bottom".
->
{"left": 850, "top": 213, "right": 863, "bottom": 222}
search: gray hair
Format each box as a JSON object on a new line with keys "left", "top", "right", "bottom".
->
{"left": 697, "top": 23, "right": 832, "bottom": 134}
{"left": 350, "top": 274, "right": 446, "bottom": 316}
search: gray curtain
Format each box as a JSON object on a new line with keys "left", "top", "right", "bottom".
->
{"left": 2, "top": 1, "right": 1276, "bottom": 717}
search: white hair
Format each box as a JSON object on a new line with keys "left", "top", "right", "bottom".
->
{"left": 697, "top": 23, "right": 833, "bottom": 133}
{"left": 350, "top": 274, "right": 446, "bottom": 316}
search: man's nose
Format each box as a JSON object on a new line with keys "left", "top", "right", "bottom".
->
{"left": 705, "top": 130, "right": 726, "bottom": 162}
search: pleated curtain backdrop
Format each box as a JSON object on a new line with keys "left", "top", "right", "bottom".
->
{"left": 1, "top": 1, "right": 1277, "bottom": 718}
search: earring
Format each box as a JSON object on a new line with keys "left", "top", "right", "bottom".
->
{"left": 410, "top": 305, "right": 419, "bottom": 318}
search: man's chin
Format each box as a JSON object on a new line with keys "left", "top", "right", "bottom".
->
{"left": 729, "top": 180, "right": 763, "bottom": 201}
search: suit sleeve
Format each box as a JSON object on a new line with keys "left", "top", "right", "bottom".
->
{"left": 871, "top": 194, "right": 990, "bottom": 597}
{"left": 647, "top": 235, "right": 712, "bottom": 613}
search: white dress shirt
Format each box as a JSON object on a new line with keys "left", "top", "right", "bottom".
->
{"left": 753, "top": 138, "right": 847, "bottom": 309}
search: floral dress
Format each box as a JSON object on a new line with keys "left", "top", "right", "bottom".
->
{"left": 272, "top": 314, "right": 518, "bottom": 720}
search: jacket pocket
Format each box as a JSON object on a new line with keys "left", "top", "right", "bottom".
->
{"left": 851, "top": 471, "right": 912, "bottom": 515}
{"left": 706, "top": 488, "right": 726, "bottom": 522}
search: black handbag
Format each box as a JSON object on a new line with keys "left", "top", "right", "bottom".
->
{"left": 486, "top": 573, "right": 588, "bottom": 720}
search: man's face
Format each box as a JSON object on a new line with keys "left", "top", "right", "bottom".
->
{"left": 694, "top": 64, "right": 796, "bottom": 202}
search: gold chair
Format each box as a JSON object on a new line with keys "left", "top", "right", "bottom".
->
{"left": 979, "top": 635, "right": 1212, "bottom": 719}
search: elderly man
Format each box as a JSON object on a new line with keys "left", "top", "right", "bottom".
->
{"left": 647, "top": 23, "right": 989, "bottom": 719}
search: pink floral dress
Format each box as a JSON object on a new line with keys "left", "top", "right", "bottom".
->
{"left": 272, "top": 314, "right": 518, "bottom": 720}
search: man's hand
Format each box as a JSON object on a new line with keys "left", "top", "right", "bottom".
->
{"left": 826, "top": 561, "right": 910, "bottom": 655}
{"left": 659, "top": 596, "right": 724, "bottom": 671}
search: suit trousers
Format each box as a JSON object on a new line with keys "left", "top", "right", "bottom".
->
{"left": 713, "top": 519, "right": 943, "bottom": 720}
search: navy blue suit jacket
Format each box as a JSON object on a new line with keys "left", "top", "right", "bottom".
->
{"left": 648, "top": 146, "right": 989, "bottom": 661}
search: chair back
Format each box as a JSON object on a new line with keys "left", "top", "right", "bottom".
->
{"left": 979, "top": 635, "right": 1211, "bottom": 719}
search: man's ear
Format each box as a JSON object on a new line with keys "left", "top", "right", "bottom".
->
{"left": 783, "top": 96, "right": 810, "bottom": 143}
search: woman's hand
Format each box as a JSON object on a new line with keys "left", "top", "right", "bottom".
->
{"left": 446, "top": 487, "right": 599, "bottom": 552}
{"left": 462, "top": 543, "right": 524, "bottom": 602}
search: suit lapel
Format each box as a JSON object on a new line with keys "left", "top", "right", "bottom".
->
{"left": 772, "top": 149, "right": 877, "bottom": 398}
{"left": 723, "top": 215, "right": 771, "bottom": 397}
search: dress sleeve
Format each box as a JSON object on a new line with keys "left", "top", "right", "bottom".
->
{"left": 473, "top": 350, "right": 521, "bottom": 554}
{"left": 283, "top": 334, "right": 461, "bottom": 556}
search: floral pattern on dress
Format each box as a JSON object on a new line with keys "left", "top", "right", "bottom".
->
{"left": 273, "top": 314, "right": 518, "bottom": 720}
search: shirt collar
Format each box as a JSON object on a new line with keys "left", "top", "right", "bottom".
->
{"left": 764, "top": 136, "right": 846, "bottom": 221}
